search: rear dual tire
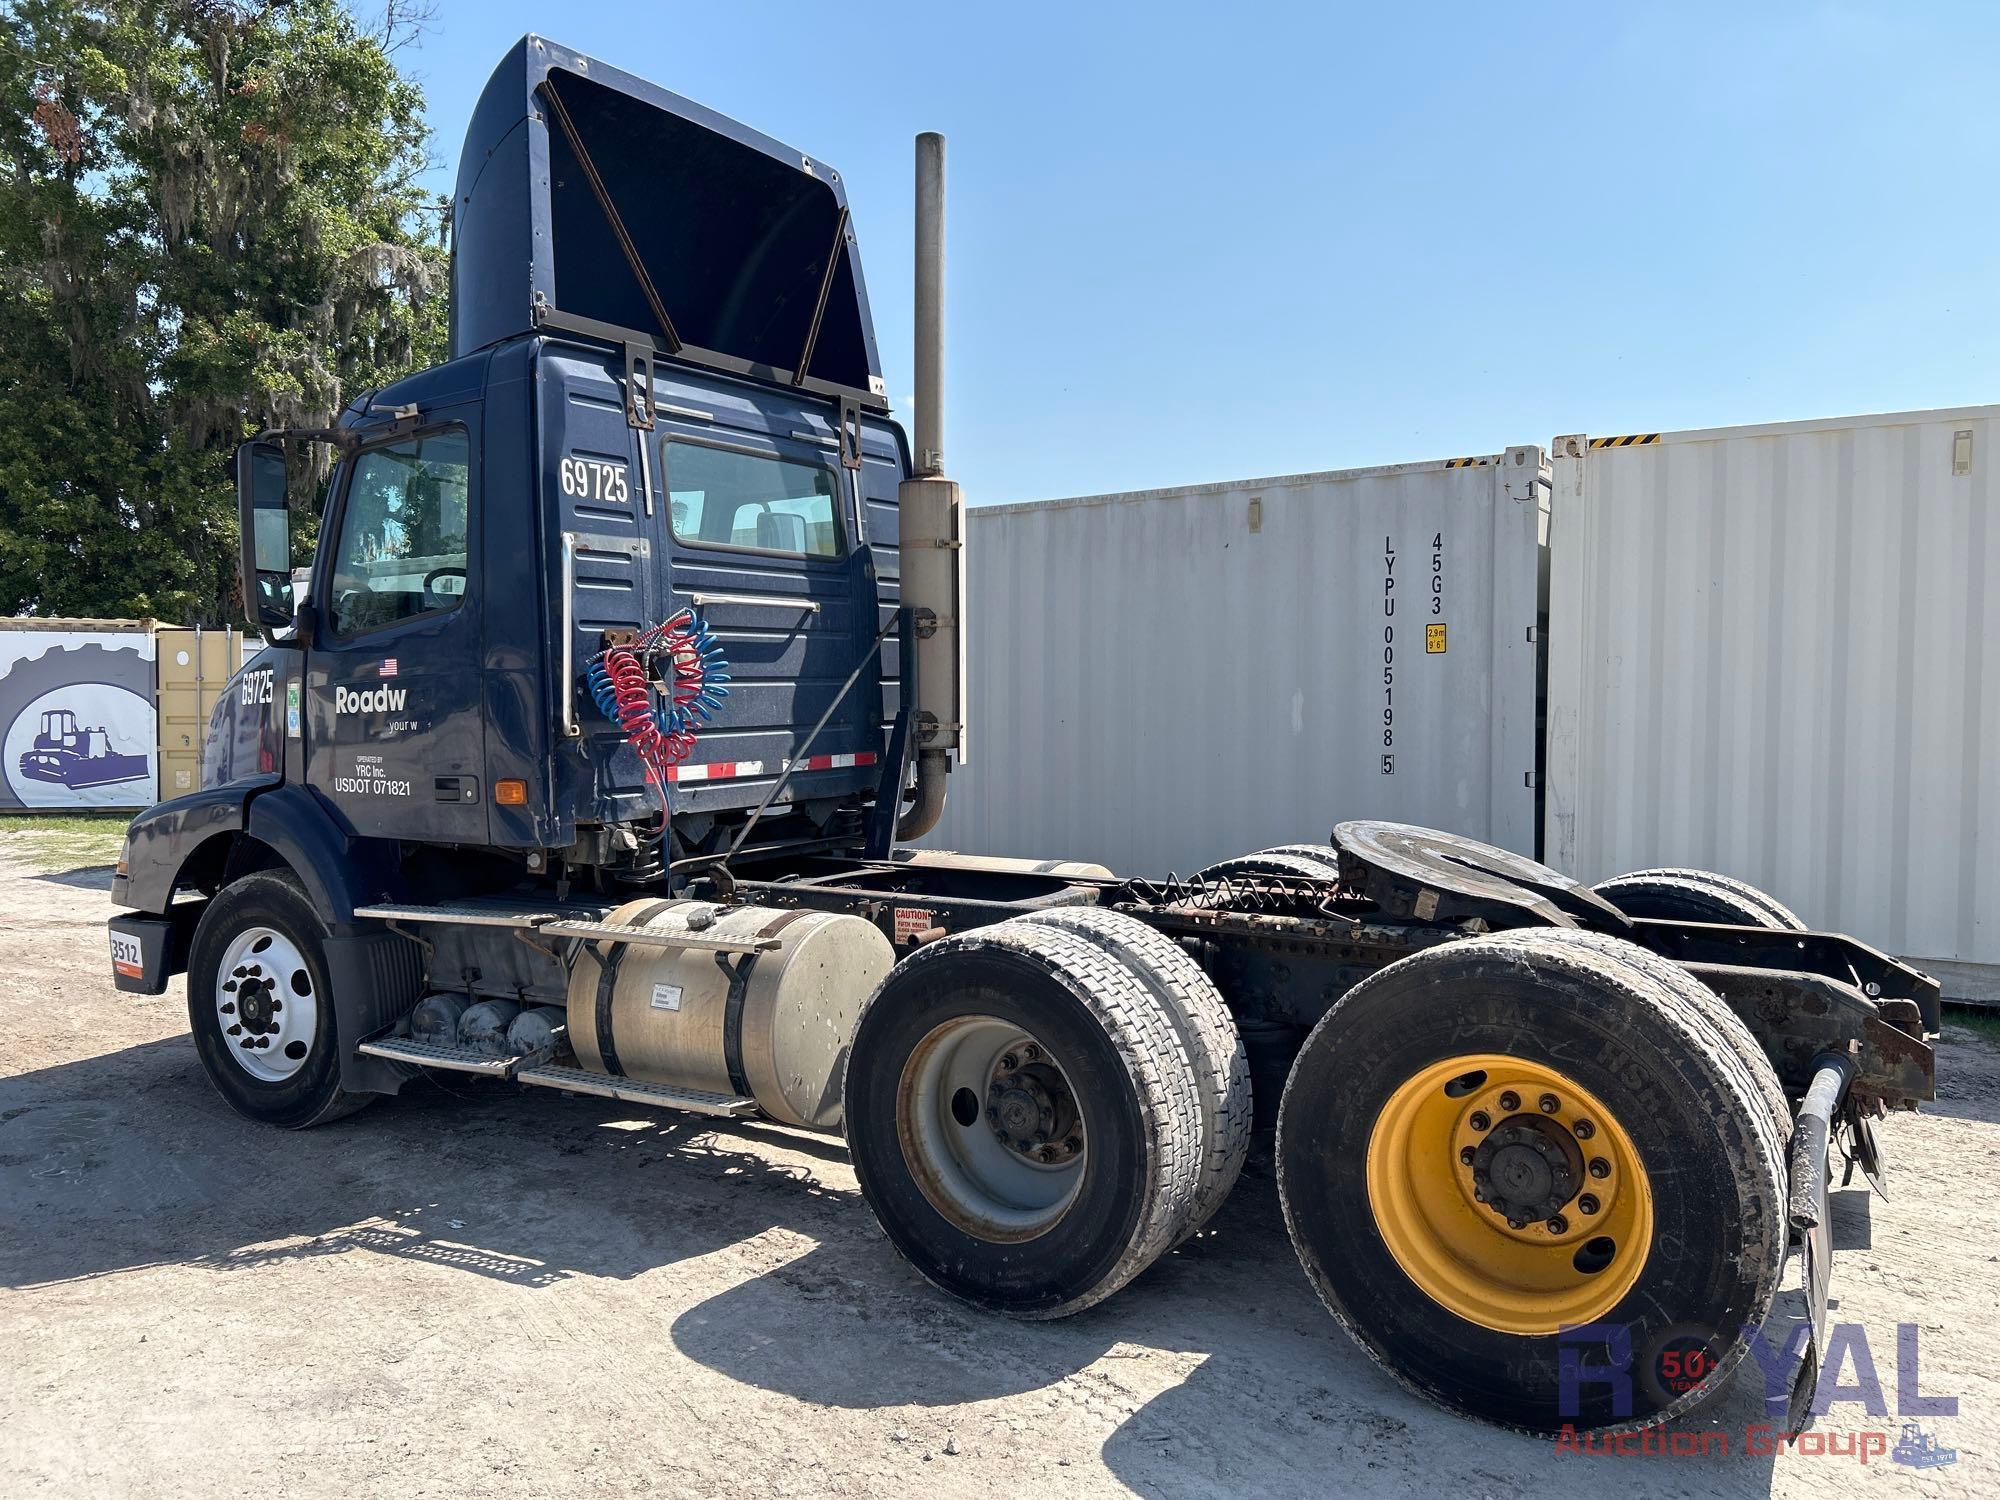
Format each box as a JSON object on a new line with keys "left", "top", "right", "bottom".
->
{"left": 1277, "top": 929, "right": 1785, "bottom": 1433}
{"left": 1197, "top": 846, "right": 1343, "bottom": 884}
{"left": 1592, "top": 867, "right": 1805, "bottom": 931}
{"left": 844, "top": 921, "right": 1211, "bottom": 1318}
{"left": 1008, "top": 907, "right": 1250, "bottom": 1240}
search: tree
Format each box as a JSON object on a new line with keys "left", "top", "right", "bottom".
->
{"left": 0, "top": 0, "right": 447, "bottom": 624}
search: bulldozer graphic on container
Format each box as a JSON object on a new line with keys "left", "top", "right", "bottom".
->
{"left": 17, "top": 707, "right": 150, "bottom": 790}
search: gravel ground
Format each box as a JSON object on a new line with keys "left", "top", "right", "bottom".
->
{"left": 1, "top": 853, "right": 1993, "bottom": 1498}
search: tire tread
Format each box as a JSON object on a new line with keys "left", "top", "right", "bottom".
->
{"left": 1009, "top": 907, "right": 1250, "bottom": 1240}
{"left": 853, "top": 921, "right": 1207, "bottom": 1319}
{"left": 1593, "top": 867, "right": 1806, "bottom": 931}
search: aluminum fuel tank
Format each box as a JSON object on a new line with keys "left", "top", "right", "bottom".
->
{"left": 565, "top": 899, "right": 895, "bottom": 1133}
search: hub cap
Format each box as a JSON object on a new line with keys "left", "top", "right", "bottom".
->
{"left": 897, "top": 1015, "right": 1087, "bottom": 1242}
{"left": 1365, "top": 1053, "right": 1652, "bottom": 1333}
{"left": 215, "top": 926, "right": 318, "bottom": 1083}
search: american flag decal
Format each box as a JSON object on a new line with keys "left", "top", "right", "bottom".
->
{"left": 379, "top": 658, "right": 398, "bottom": 677}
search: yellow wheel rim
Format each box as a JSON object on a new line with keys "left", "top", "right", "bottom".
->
{"left": 1365, "top": 1053, "right": 1652, "bottom": 1335}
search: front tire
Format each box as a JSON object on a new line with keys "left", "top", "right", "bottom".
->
{"left": 1276, "top": 930, "right": 1784, "bottom": 1433}
{"left": 187, "top": 871, "right": 371, "bottom": 1129}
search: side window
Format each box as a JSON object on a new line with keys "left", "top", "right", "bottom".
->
{"left": 666, "top": 439, "right": 842, "bottom": 558}
{"left": 327, "top": 429, "right": 472, "bottom": 638}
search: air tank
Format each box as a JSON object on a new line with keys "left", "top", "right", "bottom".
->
{"left": 565, "top": 900, "right": 895, "bottom": 1133}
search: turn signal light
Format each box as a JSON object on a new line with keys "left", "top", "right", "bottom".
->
{"left": 495, "top": 779, "right": 528, "bottom": 805}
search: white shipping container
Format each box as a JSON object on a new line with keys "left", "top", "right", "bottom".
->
{"left": 927, "top": 449, "right": 1549, "bottom": 876}
{"left": 1544, "top": 406, "right": 2000, "bottom": 984}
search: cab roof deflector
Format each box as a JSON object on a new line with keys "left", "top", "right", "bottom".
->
{"left": 451, "top": 35, "right": 887, "bottom": 410}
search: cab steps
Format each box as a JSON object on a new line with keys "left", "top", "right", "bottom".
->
{"left": 353, "top": 1036, "right": 757, "bottom": 1118}
{"left": 515, "top": 1065, "right": 757, "bottom": 1116}
{"left": 355, "top": 1035, "right": 523, "bottom": 1076}
{"left": 353, "top": 900, "right": 781, "bottom": 955}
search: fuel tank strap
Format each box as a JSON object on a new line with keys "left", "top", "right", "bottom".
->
{"left": 716, "top": 952, "right": 755, "bottom": 1100}
{"left": 592, "top": 899, "right": 678, "bottom": 1077}
{"left": 713, "top": 909, "right": 813, "bottom": 1102}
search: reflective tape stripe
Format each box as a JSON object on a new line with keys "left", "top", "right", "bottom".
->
{"left": 665, "top": 751, "right": 876, "bottom": 784}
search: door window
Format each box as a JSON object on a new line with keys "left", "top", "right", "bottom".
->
{"left": 326, "top": 429, "right": 473, "bottom": 638}
{"left": 665, "top": 440, "right": 842, "bottom": 558}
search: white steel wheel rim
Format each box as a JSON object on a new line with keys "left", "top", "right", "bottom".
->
{"left": 215, "top": 926, "right": 319, "bottom": 1083}
{"left": 896, "top": 1014, "right": 1088, "bottom": 1243}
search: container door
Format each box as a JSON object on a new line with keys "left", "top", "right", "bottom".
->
{"left": 155, "top": 626, "right": 238, "bottom": 800}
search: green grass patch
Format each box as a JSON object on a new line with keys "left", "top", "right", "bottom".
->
{"left": 1944, "top": 1003, "right": 2000, "bottom": 1047}
{"left": 0, "top": 812, "right": 132, "bottom": 874}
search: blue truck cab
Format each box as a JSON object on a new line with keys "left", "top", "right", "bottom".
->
{"left": 113, "top": 36, "right": 930, "bottom": 965}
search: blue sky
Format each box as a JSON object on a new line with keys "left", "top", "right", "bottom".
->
{"left": 408, "top": 2, "right": 2000, "bottom": 504}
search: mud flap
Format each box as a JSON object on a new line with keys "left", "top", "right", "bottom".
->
{"left": 108, "top": 911, "right": 184, "bottom": 995}
{"left": 323, "top": 928, "right": 426, "bottom": 1095}
{"left": 1784, "top": 1051, "right": 1857, "bottom": 1433}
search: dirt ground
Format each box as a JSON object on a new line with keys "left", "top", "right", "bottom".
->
{"left": 1, "top": 852, "right": 1993, "bottom": 1499}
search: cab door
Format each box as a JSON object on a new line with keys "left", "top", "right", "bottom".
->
{"left": 305, "top": 416, "right": 487, "bottom": 843}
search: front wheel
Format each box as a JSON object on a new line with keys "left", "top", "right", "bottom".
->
{"left": 187, "top": 871, "right": 371, "bottom": 1129}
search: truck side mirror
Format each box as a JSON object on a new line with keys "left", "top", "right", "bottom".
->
{"left": 236, "top": 440, "right": 295, "bottom": 631}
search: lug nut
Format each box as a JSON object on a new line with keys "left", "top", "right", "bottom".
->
{"left": 1023, "top": 1043, "right": 1040, "bottom": 1061}
{"left": 1578, "top": 1194, "right": 1600, "bottom": 1215}
{"left": 226, "top": 1024, "right": 242, "bottom": 1036}
{"left": 1507, "top": 1217, "right": 1528, "bottom": 1230}
{"left": 1589, "top": 1156, "right": 1611, "bottom": 1178}
{"left": 1469, "top": 1110, "right": 1491, "bottom": 1132}
{"left": 1498, "top": 1091, "right": 1520, "bottom": 1112}
{"left": 1459, "top": 1146, "right": 1476, "bottom": 1166}
{"left": 1033, "top": 1130, "right": 1049, "bottom": 1145}
{"left": 1546, "top": 1214, "right": 1569, "bottom": 1235}
{"left": 1573, "top": 1119, "right": 1596, "bottom": 1140}
{"left": 1038, "top": 1145, "right": 1058, "bottom": 1162}
{"left": 1539, "top": 1093, "right": 1560, "bottom": 1113}
{"left": 986, "top": 1106, "right": 999, "bottom": 1123}
{"left": 1065, "top": 1136, "right": 1082, "bottom": 1153}
{"left": 1000, "top": 1053, "right": 1018, "bottom": 1072}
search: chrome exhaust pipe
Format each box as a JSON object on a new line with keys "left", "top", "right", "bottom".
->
{"left": 897, "top": 131, "right": 965, "bottom": 841}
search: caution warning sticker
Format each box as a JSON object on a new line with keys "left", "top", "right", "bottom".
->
{"left": 1426, "top": 623, "right": 1447, "bottom": 654}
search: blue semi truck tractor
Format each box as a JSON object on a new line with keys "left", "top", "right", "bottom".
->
{"left": 105, "top": 35, "right": 1936, "bottom": 1436}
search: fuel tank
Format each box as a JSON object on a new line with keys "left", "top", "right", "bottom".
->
{"left": 566, "top": 900, "right": 895, "bottom": 1133}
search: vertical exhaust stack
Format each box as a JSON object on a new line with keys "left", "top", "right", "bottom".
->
{"left": 896, "top": 131, "right": 966, "bottom": 842}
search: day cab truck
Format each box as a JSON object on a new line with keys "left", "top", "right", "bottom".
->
{"left": 107, "top": 35, "right": 1938, "bottom": 1436}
